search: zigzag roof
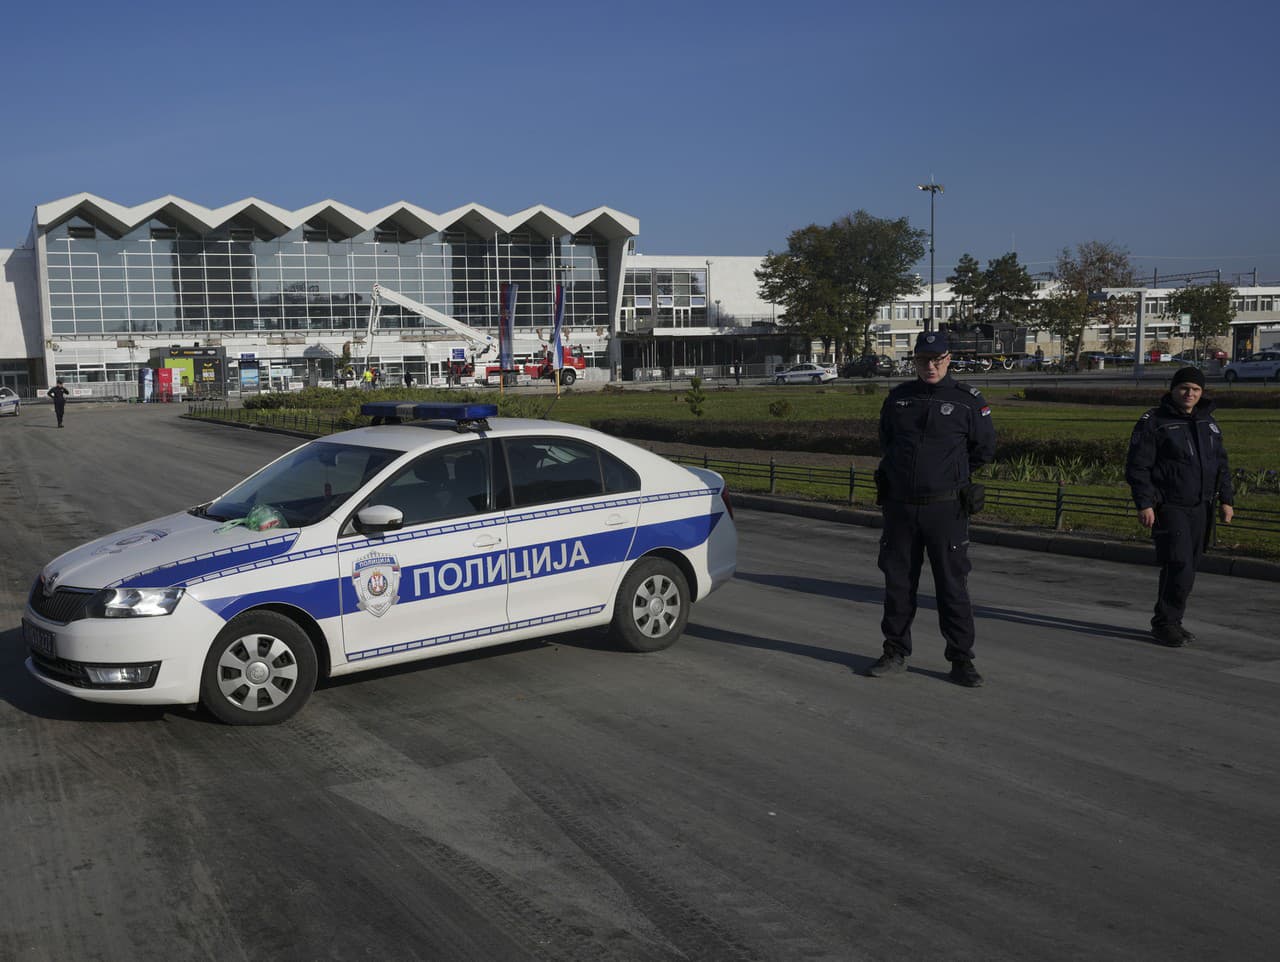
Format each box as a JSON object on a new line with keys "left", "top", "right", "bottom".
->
{"left": 35, "top": 193, "right": 639, "bottom": 240}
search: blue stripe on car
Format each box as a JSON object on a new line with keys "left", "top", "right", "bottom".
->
{"left": 199, "top": 510, "right": 724, "bottom": 624}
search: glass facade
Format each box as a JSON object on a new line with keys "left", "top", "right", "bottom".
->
{"left": 622, "top": 268, "right": 708, "bottom": 330}
{"left": 43, "top": 217, "right": 611, "bottom": 337}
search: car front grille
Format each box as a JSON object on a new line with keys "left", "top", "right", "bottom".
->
{"left": 27, "top": 584, "right": 95, "bottom": 624}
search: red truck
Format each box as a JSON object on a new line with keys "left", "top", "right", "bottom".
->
{"left": 486, "top": 346, "right": 586, "bottom": 385}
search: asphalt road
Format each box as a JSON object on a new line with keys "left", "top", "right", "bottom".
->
{"left": 2, "top": 403, "right": 1278, "bottom": 962}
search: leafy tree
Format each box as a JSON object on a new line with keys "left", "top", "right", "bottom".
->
{"left": 1037, "top": 287, "right": 1090, "bottom": 359}
{"left": 978, "top": 252, "right": 1036, "bottom": 323}
{"left": 946, "top": 253, "right": 983, "bottom": 323}
{"left": 1054, "top": 241, "right": 1136, "bottom": 359}
{"left": 1166, "top": 282, "right": 1236, "bottom": 359}
{"left": 757, "top": 211, "right": 926, "bottom": 358}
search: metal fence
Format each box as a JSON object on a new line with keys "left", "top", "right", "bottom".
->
{"left": 665, "top": 453, "right": 1280, "bottom": 547}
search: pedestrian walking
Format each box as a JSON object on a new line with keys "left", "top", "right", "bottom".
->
{"left": 1124, "top": 366, "right": 1233, "bottom": 646}
{"left": 403, "top": 370, "right": 413, "bottom": 389}
{"left": 47, "top": 379, "right": 69, "bottom": 428}
{"left": 867, "top": 331, "right": 997, "bottom": 687}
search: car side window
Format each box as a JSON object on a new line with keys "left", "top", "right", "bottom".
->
{"left": 363, "top": 441, "right": 491, "bottom": 527}
{"left": 602, "top": 449, "right": 641, "bottom": 494}
{"left": 504, "top": 437, "right": 606, "bottom": 506}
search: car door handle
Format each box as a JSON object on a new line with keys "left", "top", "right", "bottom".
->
{"left": 473, "top": 535, "right": 503, "bottom": 547}
{"left": 605, "top": 514, "right": 628, "bottom": 526}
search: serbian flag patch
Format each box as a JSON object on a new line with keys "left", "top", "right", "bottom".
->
{"left": 980, "top": 405, "right": 991, "bottom": 417}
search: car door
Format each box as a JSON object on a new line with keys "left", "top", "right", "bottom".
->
{"left": 338, "top": 439, "right": 507, "bottom": 664}
{"left": 501, "top": 436, "right": 641, "bottom": 626}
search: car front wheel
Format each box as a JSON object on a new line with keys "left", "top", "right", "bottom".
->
{"left": 608, "top": 557, "right": 691, "bottom": 652}
{"left": 1224, "top": 370, "right": 1238, "bottom": 383}
{"left": 775, "top": 376, "right": 785, "bottom": 385}
{"left": 200, "top": 610, "right": 318, "bottom": 725}
{"left": 560, "top": 368, "right": 577, "bottom": 386}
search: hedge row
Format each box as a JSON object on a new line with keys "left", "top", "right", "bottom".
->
{"left": 241, "top": 386, "right": 543, "bottom": 419}
{"left": 1022, "top": 385, "right": 1280, "bottom": 407}
{"left": 591, "top": 418, "right": 1126, "bottom": 465}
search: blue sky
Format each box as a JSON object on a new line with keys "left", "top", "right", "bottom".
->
{"left": 4, "top": 0, "right": 1278, "bottom": 283}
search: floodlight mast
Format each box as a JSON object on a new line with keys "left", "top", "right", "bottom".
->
{"left": 916, "top": 180, "right": 944, "bottom": 332}
{"left": 365, "top": 284, "right": 498, "bottom": 370}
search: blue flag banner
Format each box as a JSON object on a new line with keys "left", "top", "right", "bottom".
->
{"left": 551, "top": 283, "right": 565, "bottom": 370}
{"left": 499, "top": 283, "right": 518, "bottom": 370}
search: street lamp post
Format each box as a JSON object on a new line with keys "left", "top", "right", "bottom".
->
{"left": 916, "top": 179, "right": 944, "bottom": 332}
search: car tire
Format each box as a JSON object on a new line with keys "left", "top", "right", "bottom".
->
{"left": 560, "top": 368, "right": 576, "bottom": 386}
{"left": 775, "top": 376, "right": 785, "bottom": 385}
{"left": 811, "top": 374, "right": 822, "bottom": 384}
{"left": 608, "top": 557, "right": 691, "bottom": 653}
{"left": 200, "top": 610, "right": 318, "bottom": 725}
{"left": 1224, "top": 370, "right": 1238, "bottom": 383}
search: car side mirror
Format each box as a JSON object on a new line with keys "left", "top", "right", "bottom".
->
{"left": 355, "top": 504, "right": 404, "bottom": 535}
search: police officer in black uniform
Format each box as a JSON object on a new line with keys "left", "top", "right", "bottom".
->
{"left": 1124, "top": 366, "right": 1233, "bottom": 646}
{"left": 867, "top": 331, "right": 997, "bottom": 686}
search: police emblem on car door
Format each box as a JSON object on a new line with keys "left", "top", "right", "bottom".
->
{"left": 351, "top": 550, "right": 400, "bottom": 617}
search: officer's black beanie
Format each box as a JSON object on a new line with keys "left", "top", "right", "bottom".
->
{"left": 1170, "top": 366, "right": 1206, "bottom": 389}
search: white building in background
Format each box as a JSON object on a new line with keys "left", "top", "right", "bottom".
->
{"left": 2, "top": 192, "right": 1278, "bottom": 395}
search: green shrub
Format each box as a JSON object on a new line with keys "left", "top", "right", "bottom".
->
{"left": 1023, "top": 385, "right": 1280, "bottom": 408}
{"left": 768, "top": 400, "right": 792, "bottom": 418}
{"left": 684, "top": 376, "right": 706, "bottom": 418}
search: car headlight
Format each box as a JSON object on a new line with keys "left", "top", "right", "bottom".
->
{"left": 86, "top": 586, "right": 185, "bottom": 618}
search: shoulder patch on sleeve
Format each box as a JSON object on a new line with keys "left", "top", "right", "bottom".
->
{"left": 966, "top": 385, "right": 983, "bottom": 398}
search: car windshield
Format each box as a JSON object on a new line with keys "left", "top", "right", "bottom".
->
{"left": 200, "top": 441, "right": 402, "bottom": 527}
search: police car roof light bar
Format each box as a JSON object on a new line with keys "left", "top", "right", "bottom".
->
{"left": 361, "top": 401, "right": 498, "bottom": 429}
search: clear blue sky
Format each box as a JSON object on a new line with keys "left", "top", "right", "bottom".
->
{"left": 4, "top": 0, "right": 1278, "bottom": 284}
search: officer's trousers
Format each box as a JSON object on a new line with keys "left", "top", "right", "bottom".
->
{"left": 1152, "top": 502, "right": 1211, "bottom": 628}
{"left": 878, "top": 500, "right": 975, "bottom": 661}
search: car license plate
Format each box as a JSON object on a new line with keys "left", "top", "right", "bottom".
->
{"left": 22, "top": 619, "right": 57, "bottom": 658}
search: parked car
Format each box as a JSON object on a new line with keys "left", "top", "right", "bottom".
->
{"left": 23, "top": 402, "right": 738, "bottom": 725}
{"left": 0, "top": 386, "right": 19, "bottom": 416}
{"left": 774, "top": 363, "right": 838, "bottom": 384}
{"left": 1224, "top": 351, "right": 1280, "bottom": 382}
{"left": 1171, "top": 348, "right": 1228, "bottom": 365}
{"left": 839, "top": 354, "right": 894, "bottom": 378}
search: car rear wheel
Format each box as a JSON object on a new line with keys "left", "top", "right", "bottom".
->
{"left": 775, "top": 376, "right": 785, "bottom": 385}
{"left": 1224, "top": 370, "right": 1238, "bottom": 383}
{"left": 608, "top": 557, "right": 691, "bottom": 652}
{"left": 200, "top": 610, "right": 318, "bottom": 725}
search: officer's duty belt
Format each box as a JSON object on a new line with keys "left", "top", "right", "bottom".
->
{"left": 890, "top": 491, "right": 958, "bottom": 505}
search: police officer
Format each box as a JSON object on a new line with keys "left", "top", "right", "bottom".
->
{"left": 867, "top": 330, "right": 996, "bottom": 686}
{"left": 47, "top": 379, "right": 69, "bottom": 428}
{"left": 1124, "top": 366, "right": 1233, "bottom": 646}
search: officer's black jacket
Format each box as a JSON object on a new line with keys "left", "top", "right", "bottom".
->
{"left": 877, "top": 374, "right": 997, "bottom": 498}
{"left": 1125, "top": 393, "right": 1234, "bottom": 509}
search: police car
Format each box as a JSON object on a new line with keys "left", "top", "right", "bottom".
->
{"left": 0, "top": 386, "right": 19, "bottom": 416}
{"left": 23, "top": 403, "right": 737, "bottom": 725}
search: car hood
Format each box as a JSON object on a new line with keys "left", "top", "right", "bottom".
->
{"left": 40, "top": 509, "right": 300, "bottom": 593}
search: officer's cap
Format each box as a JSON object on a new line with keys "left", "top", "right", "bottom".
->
{"left": 1170, "top": 366, "right": 1206, "bottom": 389}
{"left": 914, "top": 330, "right": 949, "bottom": 355}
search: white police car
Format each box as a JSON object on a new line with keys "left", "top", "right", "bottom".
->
{"left": 24, "top": 403, "right": 737, "bottom": 725}
{"left": 0, "top": 386, "right": 19, "bottom": 416}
